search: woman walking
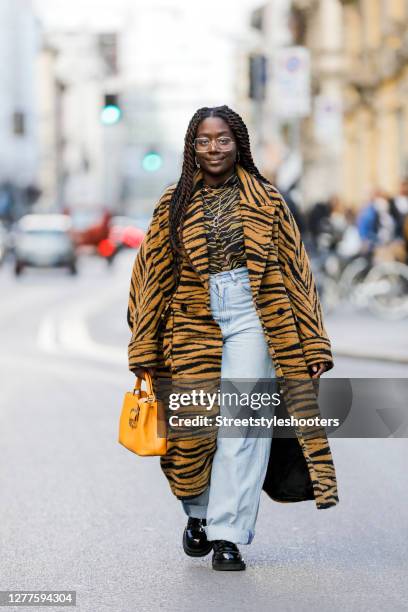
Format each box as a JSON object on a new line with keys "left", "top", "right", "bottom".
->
{"left": 127, "top": 105, "right": 338, "bottom": 571}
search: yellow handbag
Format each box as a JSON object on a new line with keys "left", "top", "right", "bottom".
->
{"left": 118, "top": 371, "right": 167, "bottom": 456}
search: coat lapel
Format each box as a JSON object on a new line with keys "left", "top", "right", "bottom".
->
{"left": 181, "top": 164, "right": 279, "bottom": 298}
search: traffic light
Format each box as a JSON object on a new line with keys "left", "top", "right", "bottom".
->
{"left": 100, "top": 93, "right": 121, "bottom": 125}
{"left": 142, "top": 151, "right": 162, "bottom": 172}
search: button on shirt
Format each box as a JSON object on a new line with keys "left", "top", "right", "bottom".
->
{"left": 199, "top": 172, "right": 247, "bottom": 274}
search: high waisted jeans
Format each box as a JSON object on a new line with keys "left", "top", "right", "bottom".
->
{"left": 181, "top": 265, "right": 276, "bottom": 545}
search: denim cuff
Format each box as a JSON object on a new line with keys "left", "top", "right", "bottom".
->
{"left": 205, "top": 525, "right": 254, "bottom": 545}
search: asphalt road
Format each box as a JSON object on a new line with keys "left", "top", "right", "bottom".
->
{"left": 0, "top": 253, "right": 406, "bottom": 612}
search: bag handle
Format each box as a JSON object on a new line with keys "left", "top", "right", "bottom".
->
{"left": 133, "top": 371, "right": 155, "bottom": 402}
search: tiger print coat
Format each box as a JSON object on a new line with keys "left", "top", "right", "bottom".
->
{"left": 127, "top": 164, "right": 339, "bottom": 510}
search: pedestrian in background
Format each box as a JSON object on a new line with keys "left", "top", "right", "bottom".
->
{"left": 126, "top": 105, "right": 338, "bottom": 572}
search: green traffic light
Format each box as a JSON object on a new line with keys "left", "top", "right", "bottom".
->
{"left": 142, "top": 152, "right": 162, "bottom": 172}
{"left": 101, "top": 105, "right": 121, "bottom": 125}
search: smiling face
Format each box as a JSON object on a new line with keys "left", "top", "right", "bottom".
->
{"left": 194, "top": 117, "right": 238, "bottom": 182}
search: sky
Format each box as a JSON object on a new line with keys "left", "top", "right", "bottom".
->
{"left": 33, "top": 0, "right": 264, "bottom": 34}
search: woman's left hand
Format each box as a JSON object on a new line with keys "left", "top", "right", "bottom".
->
{"left": 309, "top": 362, "right": 328, "bottom": 378}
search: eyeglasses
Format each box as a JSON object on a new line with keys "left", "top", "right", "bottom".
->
{"left": 193, "top": 136, "right": 235, "bottom": 152}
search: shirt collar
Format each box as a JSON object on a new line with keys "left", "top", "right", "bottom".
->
{"left": 193, "top": 168, "right": 239, "bottom": 195}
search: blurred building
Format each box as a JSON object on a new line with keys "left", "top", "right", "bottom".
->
{"left": 340, "top": 0, "right": 408, "bottom": 205}
{"left": 36, "top": 30, "right": 120, "bottom": 213}
{"left": 244, "top": 1, "right": 296, "bottom": 184}
{"left": 35, "top": 44, "right": 65, "bottom": 210}
{"left": 0, "top": 0, "right": 40, "bottom": 219}
{"left": 291, "top": 0, "right": 408, "bottom": 209}
{"left": 34, "top": 0, "right": 252, "bottom": 216}
{"left": 291, "top": 0, "right": 344, "bottom": 206}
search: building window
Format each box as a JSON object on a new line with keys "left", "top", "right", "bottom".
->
{"left": 98, "top": 33, "right": 118, "bottom": 75}
{"left": 13, "top": 111, "right": 25, "bottom": 136}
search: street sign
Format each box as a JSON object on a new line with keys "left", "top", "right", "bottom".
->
{"left": 272, "top": 46, "right": 311, "bottom": 118}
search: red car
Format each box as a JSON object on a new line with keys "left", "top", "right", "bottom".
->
{"left": 67, "top": 209, "right": 146, "bottom": 263}
{"left": 69, "top": 210, "right": 112, "bottom": 249}
{"left": 98, "top": 216, "right": 146, "bottom": 263}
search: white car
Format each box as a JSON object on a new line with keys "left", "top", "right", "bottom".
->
{"left": 14, "top": 214, "right": 77, "bottom": 275}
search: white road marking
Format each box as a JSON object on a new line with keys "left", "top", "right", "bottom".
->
{"left": 37, "top": 282, "right": 128, "bottom": 366}
{"left": 37, "top": 313, "right": 59, "bottom": 353}
{"left": 58, "top": 311, "right": 125, "bottom": 364}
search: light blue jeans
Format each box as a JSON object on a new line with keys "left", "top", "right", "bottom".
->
{"left": 181, "top": 266, "right": 276, "bottom": 545}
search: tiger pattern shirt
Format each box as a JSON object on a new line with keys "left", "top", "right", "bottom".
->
{"left": 199, "top": 172, "right": 247, "bottom": 273}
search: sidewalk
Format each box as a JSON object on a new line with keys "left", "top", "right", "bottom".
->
{"left": 325, "top": 307, "right": 408, "bottom": 363}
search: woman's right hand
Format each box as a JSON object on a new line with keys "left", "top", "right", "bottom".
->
{"left": 133, "top": 366, "right": 156, "bottom": 380}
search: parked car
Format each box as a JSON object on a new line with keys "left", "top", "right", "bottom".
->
{"left": 70, "top": 210, "right": 111, "bottom": 249}
{"left": 97, "top": 215, "right": 146, "bottom": 264}
{"left": 109, "top": 215, "right": 146, "bottom": 248}
{"left": 14, "top": 214, "right": 77, "bottom": 276}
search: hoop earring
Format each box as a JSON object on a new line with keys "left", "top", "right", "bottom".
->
{"left": 236, "top": 151, "right": 240, "bottom": 163}
{"left": 195, "top": 156, "right": 200, "bottom": 169}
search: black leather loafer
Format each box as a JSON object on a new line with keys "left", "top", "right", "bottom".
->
{"left": 212, "top": 540, "right": 246, "bottom": 571}
{"left": 182, "top": 517, "right": 213, "bottom": 557}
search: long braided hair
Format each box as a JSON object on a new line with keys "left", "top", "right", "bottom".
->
{"left": 169, "top": 105, "right": 270, "bottom": 278}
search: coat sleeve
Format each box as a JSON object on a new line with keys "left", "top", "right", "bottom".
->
{"left": 127, "top": 187, "right": 175, "bottom": 372}
{"left": 276, "top": 192, "right": 334, "bottom": 372}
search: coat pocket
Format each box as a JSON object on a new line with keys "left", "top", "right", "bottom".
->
{"left": 170, "top": 306, "right": 222, "bottom": 373}
{"left": 160, "top": 301, "right": 214, "bottom": 355}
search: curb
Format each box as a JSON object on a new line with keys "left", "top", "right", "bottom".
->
{"left": 334, "top": 348, "right": 408, "bottom": 364}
